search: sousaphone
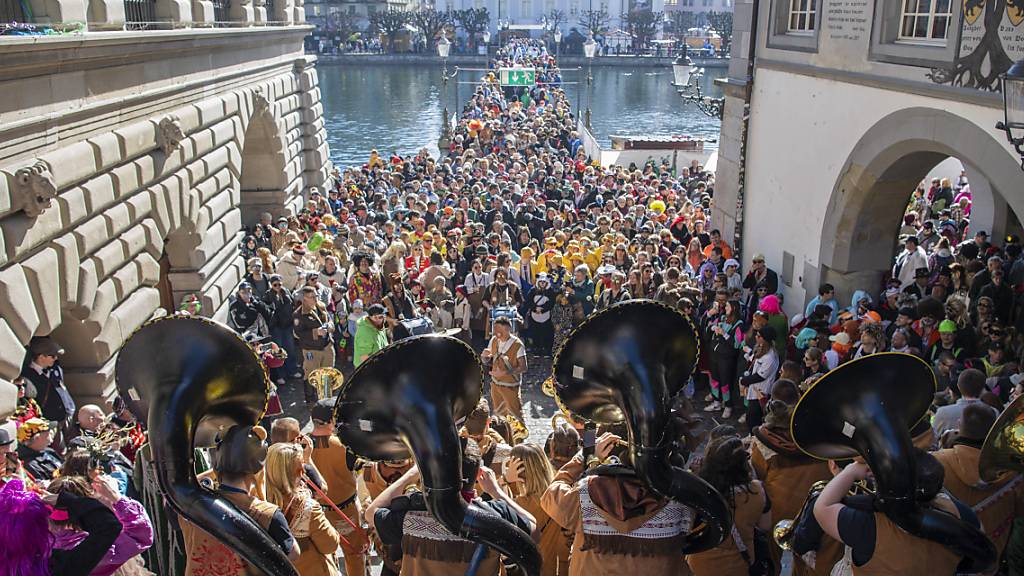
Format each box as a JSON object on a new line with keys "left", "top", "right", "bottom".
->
{"left": 979, "top": 394, "right": 1024, "bottom": 482}
{"left": 116, "top": 315, "right": 296, "bottom": 576}
{"left": 333, "top": 333, "right": 542, "bottom": 576}
{"left": 552, "top": 299, "right": 732, "bottom": 553}
{"left": 790, "top": 352, "right": 996, "bottom": 573}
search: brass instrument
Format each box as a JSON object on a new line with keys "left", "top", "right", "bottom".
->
{"left": 552, "top": 299, "right": 732, "bottom": 553}
{"left": 542, "top": 376, "right": 556, "bottom": 398}
{"left": 551, "top": 411, "right": 574, "bottom": 430}
{"left": 506, "top": 414, "right": 529, "bottom": 444}
{"left": 91, "top": 413, "right": 140, "bottom": 452}
{"left": 773, "top": 479, "right": 875, "bottom": 550}
{"left": 790, "top": 352, "right": 996, "bottom": 573}
{"left": 116, "top": 315, "right": 297, "bottom": 576}
{"left": 333, "top": 333, "right": 542, "bottom": 576}
{"left": 308, "top": 367, "right": 344, "bottom": 401}
{"left": 979, "top": 394, "right": 1024, "bottom": 482}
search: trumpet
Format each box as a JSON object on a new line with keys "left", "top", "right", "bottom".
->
{"left": 773, "top": 479, "right": 875, "bottom": 550}
{"left": 91, "top": 413, "right": 143, "bottom": 453}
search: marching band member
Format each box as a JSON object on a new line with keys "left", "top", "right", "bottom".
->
{"left": 749, "top": 380, "right": 839, "bottom": 575}
{"left": 180, "top": 424, "right": 300, "bottom": 575}
{"left": 367, "top": 439, "right": 535, "bottom": 576}
{"left": 541, "top": 425, "right": 694, "bottom": 576}
{"left": 813, "top": 449, "right": 979, "bottom": 574}
{"left": 932, "top": 403, "right": 1023, "bottom": 573}
{"left": 504, "top": 443, "right": 571, "bottom": 576}
{"left": 308, "top": 399, "right": 367, "bottom": 576}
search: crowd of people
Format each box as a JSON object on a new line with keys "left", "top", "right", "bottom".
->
{"left": 2, "top": 37, "right": 1024, "bottom": 576}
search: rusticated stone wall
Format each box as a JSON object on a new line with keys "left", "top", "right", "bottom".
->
{"left": 0, "top": 27, "right": 332, "bottom": 413}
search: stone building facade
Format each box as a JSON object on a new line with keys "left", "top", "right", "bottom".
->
{"left": 0, "top": 25, "right": 332, "bottom": 415}
{"left": 713, "top": 0, "right": 1023, "bottom": 311}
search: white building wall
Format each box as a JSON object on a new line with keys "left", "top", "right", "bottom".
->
{"left": 742, "top": 66, "right": 1022, "bottom": 313}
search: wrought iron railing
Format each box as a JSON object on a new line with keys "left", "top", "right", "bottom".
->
{"left": 1, "top": 0, "right": 26, "bottom": 23}
{"left": 124, "top": 0, "right": 157, "bottom": 28}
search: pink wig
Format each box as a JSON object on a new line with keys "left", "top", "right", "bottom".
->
{"left": 0, "top": 479, "right": 53, "bottom": 576}
{"left": 758, "top": 294, "right": 782, "bottom": 316}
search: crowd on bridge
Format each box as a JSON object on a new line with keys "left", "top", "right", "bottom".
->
{"left": 3, "top": 37, "right": 1024, "bottom": 576}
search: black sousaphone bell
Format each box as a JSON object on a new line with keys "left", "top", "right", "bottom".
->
{"left": 333, "top": 333, "right": 542, "bottom": 576}
{"left": 552, "top": 299, "right": 732, "bottom": 553}
{"left": 117, "top": 315, "right": 297, "bottom": 576}
{"left": 790, "top": 352, "right": 996, "bottom": 573}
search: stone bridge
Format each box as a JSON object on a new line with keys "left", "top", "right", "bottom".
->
{"left": 0, "top": 25, "right": 331, "bottom": 414}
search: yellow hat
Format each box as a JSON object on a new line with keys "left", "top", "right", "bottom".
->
{"left": 17, "top": 418, "right": 49, "bottom": 443}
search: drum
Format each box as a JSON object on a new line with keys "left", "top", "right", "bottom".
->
{"left": 393, "top": 316, "right": 435, "bottom": 340}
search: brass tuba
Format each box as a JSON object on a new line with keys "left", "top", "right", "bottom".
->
{"left": 308, "top": 366, "right": 345, "bottom": 401}
{"left": 790, "top": 352, "right": 996, "bottom": 573}
{"left": 979, "top": 394, "right": 1024, "bottom": 482}
{"left": 333, "top": 333, "right": 542, "bottom": 576}
{"left": 116, "top": 315, "right": 297, "bottom": 576}
{"left": 552, "top": 299, "right": 732, "bottom": 553}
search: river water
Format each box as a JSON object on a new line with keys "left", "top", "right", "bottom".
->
{"left": 317, "top": 62, "right": 725, "bottom": 169}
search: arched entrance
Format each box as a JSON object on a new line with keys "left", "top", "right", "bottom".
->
{"left": 816, "top": 107, "right": 1024, "bottom": 300}
{"left": 238, "top": 91, "right": 291, "bottom": 228}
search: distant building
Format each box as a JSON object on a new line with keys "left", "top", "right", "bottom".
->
{"left": 712, "top": 0, "right": 1023, "bottom": 311}
{"left": 306, "top": 0, "right": 413, "bottom": 32}
{"left": 435, "top": 0, "right": 666, "bottom": 34}
{"left": 663, "top": 0, "right": 733, "bottom": 16}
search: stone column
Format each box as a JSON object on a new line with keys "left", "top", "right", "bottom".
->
{"left": 86, "top": 0, "right": 126, "bottom": 30}
{"left": 292, "top": 0, "right": 303, "bottom": 24}
{"left": 253, "top": 0, "right": 267, "bottom": 24}
{"left": 272, "top": 0, "right": 293, "bottom": 24}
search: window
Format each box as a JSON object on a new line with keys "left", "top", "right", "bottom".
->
{"left": 522, "top": 0, "right": 531, "bottom": 17}
{"left": 569, "top": 0, "right": 578, "bottom": 14}
{"left": 545, "top": 0, "right": 554, "bottom": 11}
{"left": 702, "top": 0, "right": 711, "bottom": 6}
{"left": 898, "top": 0, "right": 952, "bottom": 41}
{"left": 869, "top": 0, "right": 961, "bottom": 66}
{"left": 348, "top": 4, "right": 355, "bottom": 13}
{"left": 787, "top": 0, "right": 816, "bottom": 32}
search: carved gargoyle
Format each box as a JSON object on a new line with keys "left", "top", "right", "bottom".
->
{"left": 157, "top": 115, "right": 185, "bottom": 156}
{"left": 14, "top": 160, "right": 57, "bottom": 218}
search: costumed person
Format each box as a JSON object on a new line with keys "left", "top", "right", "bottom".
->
{"left": 687, "top": 434, "right": 772, "bottom": 576}
{"left": 49, "top": 474, "right": 155, "bottom": 576}
{"left": 264, "top": 443, "right": 341, "bottom": 576}
{"left": 813, "top": 450, "right": 979, "bottom": 574}
{"left": 503, "top": 443, "right": 571, "bottom": 576}
{"left": 21, "top": 337, "right": 75, "bottom": 451}
{"left": 480, "top": 317, "right": 528, "bottom": 426}
{"left": 308, "top": 399, "right": 367, "bottom": 576}
{"left": 0, "top": 478, "right": 123, "bottom": 576}
{"left": 541, "top": 427, "right": 695, "bottom": 576}
{"left": 932, "top": 403, "right": 1024, "bottom": 574}
{"left": 366, "top": 439, "right": 536, "bottom": 576}
{"left": 17, "top": 418, "right": 63, "bottom": 482}
{"left": 294, "top": 285, "right": 335, "bottom": 383}
{"left": 749, "top": 382, "right": 840, "bottom": 575}
{"left": 179, "top": 425, "right": 300, "bottom": 575}
{"left": 362, "top": 459, "right": 413, "bottom": 576}
{"left": 524, "top": 272, "right": 556, "bottom": 355}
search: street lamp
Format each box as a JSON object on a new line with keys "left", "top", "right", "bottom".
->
{"left": 482, "top": 29, "right": 491, "bottom": 48}
{"left": 554, "top": 27, "right": 562, "bottom": 58}
{"left": 583, "top": 35, "right": 597, "bottom": 130}
{"left": 437, "top": 36, "right": 453, "bottom": 153}
{"left": 996, "top": 58, "right": 1024, "bottom": 170}
{"left": 671, "top": 48, "right": 724, "bottom": 119}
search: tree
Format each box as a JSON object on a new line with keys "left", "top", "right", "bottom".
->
{"left": 665, "top": 10, "right": 696, "bottom": 38}
{"left": 411, "top": 7, "right": 451, "bottom": 51}
{"left": 369, "top": 8, "right": 410, "bottom": 53}
{"left": 577, "top": 8, "right": 610, "bottom": 38}
{"left": 705, "top": 10, "right": 733, "bottom": 52}
{"left": 455, "top": 7, "right": 490, "bottom": 50}
{"left": 622, "top": 8, "right": 662, "bottom": 51}
{"left": 326, "top": 10, "right": 359, "bottom": 42}
{"left": 543, "top": 8, "right": 567, "bottom": 33}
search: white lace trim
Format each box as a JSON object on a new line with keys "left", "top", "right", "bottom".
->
{"left": 578, "top": 478, "right": 692, "bottom": 538}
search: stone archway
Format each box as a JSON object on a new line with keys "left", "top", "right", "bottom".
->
{"left": 238, "top": 89, "right": 291, "bottom": 229}
{"left": 816, "top": 107, "right": 1024, "bottom": 300}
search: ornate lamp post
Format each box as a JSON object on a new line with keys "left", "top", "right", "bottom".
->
{"left": 583, "top": 34, "right": 596, "bottom": 129}
{"left": 482, "top": 28, "right": 491, "bottom": 54}
{"left": 996, "top": 59, "right": 1024, "bottom": 170}
{"left": 554, "top": 27, "right": 562, "bottom": 59}
{"left": 437, "top": 36, "right": 453, "bottom": 153}
{"left": 671, "top": 49, "right": 724, "bottom": 120}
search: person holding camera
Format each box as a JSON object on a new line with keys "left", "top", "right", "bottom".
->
{"left": 294, "top": 285, "right": 336, "bottom": 385}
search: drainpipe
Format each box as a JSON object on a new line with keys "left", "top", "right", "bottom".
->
{"left": 727, "top": 0, "right": 760, "bottom": 259}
